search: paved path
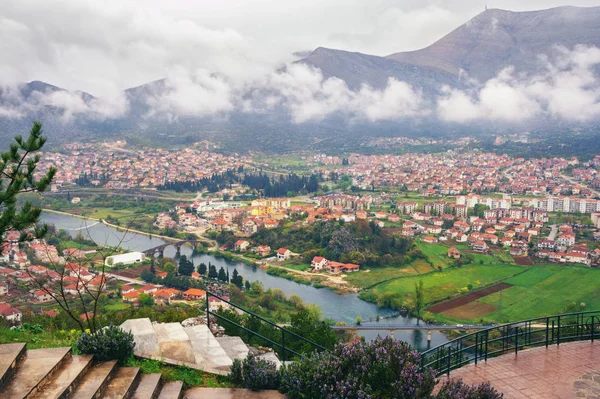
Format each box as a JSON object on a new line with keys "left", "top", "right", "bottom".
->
{"left": 444, "top": 341, "right": 600, "bottom": 399}
{"left": 548, "top": 224, "right": 558, "bottom": 241}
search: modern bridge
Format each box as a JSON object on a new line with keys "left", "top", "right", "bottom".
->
{"left": 330, "top": 323, "right": 492, "bottom": 331}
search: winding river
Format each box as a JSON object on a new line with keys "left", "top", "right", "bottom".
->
{"left": 41, "top": 211, "right": 449, "bottom": 350}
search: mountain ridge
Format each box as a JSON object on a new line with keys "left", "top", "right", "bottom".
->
{"left": 1, "top": 5, "right": 600, "bottom": 152}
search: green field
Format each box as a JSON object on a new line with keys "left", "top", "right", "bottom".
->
{"left": 415, "top": 241, "right": 453, "bottom": 269}
{"left": 371, "top": 264, "right": 525, "bottom": 306}
{"left": 474, "top": 265, "right": 600, "bottom": 323}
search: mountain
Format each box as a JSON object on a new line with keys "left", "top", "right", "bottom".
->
{"left": 386, "top": 6, "right": 600, "bottom": 82}
{"left": 296, "top": 47, "right": 460, "bottom": 92}
{"left": 2, "top": 6, "right": 600, "bottom": 152}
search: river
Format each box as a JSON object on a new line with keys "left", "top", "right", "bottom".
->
{"left": 41, "top": 211, "right": 449, "bottom": 350}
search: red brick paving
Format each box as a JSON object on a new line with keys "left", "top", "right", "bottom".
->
{"left": 443, "top": 341, "right": 600, "bottom": 399}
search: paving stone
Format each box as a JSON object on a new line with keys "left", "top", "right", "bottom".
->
{"left": 215, "top": 336, "right": 249, "bottom": 362}
{"left": 443, "top": 341, "right": 600, "bottom": 399}
{"left": 154, "top": 323, "right": 196, "bottom": 365}
{"left": 0, "top": 343, "right": 26, "bottom": 388}
{"left": 121, "top": 318, "right": 160, "bottom": 358}
{"left": 0, "top": 346, "right": 71, "bottom": 399}
{"left": 131, "top": 374, "right": 162, "bottom": 399}
{"left": 101, "top": 367, "right": 141, "bottom": 399}
{"left": 33, "top": 354, "right": 93, "bottom": 399}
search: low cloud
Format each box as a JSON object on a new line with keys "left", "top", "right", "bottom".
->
{"left": 245, "top": 64, "right": 428, "bottom": 123}
{"left": 437, "top": 45, "right": 600, "bottom": 123}
{"left": 144, "top": 68, "right": 235, "bottom": 120}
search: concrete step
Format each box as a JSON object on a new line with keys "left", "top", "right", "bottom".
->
{"left": 154, "top": 323, "right": 196, "bottom": 365}
{"left": 157, "top": 381, "right": 183, "bottom": 399}
{"left": 183, "top": 388, "right": 284, "bottom": 399}
{"left": 214, "top": 337, "right": 249, "bottom": 362}
{"left": 121, "top": 319, "right": 160, "bottom": 358}
{"left": 0, "top": 343, "right": 26, "bottom": 389}
{"left": 32, "top": 355, "right": 94, "bottom": 399}
{"left": 101, "top": 367, "right": 141, "bottom": 399}
{"left": 184, "top": 325, "right": 232, "bottom": 374}
{"left": 131, "top": 374, "right": 162, "bottom": 399}
{"left": 0, "top": 346, "right": 72, "bottom": 399}
{"left": 69, "top": 360, "right": 117, "bottom": 399}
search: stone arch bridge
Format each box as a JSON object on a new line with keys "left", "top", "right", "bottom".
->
{"left": 142, "top": 240, "right": 206, "bottom": 258}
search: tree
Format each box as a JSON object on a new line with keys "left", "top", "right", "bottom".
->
{"left": 140, "top": 269, "right": 155, "bottom": 282}
{"left": 414, "top": 279, "right": 425, "bottom": 325}
{"left": 244, "top": 280, "right": 251, "bottom": 290}
{"left": 0, "top": 122, "right": 56, "bottom": 240}
{"left": 218, "top": 267, "right": 228, "bottom": 282}
{"left": 231, "top": 268, "right": 243, "bottom": 289}
{"left": 208, "top": 264, "right": 218, "bottom": 279}
{"left": 163, "top": 262, "right": 176, "bottom": 274}
{"left": 198, "top": 262, "right": 207, "bottom": 275}
{"left": 138, "top": 293, "right": 154, "bottom": 307}
{"left": 178, "top": 255, "right": 194, "bottom": 276}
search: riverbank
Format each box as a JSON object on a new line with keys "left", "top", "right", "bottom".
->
{"left": 43, "top": 208, "right": 101, "bottom": 222}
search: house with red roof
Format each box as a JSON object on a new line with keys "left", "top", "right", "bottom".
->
{"left": 311, "top": 256, "right": 328, "bottom": 271}
{"left": 277, "top": 248, "right": 291, "bottom": 261}
{"left": 0, "top": 303, "right": 21, "bottom": 322}
{"left": 234, "top": 240, "right": 250, "bottom": 252}
{"left": 183, "top": 288, "right": 206, "bottom": 301}
{"left": 471, "top": 240, "right": 488, "bottom": 252}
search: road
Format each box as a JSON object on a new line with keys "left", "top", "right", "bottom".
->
{"left": 548, "top": 224, "right": 558, "bottom": 241}
{"left": 561, "top": 173, "right": 600, "bottom": 197}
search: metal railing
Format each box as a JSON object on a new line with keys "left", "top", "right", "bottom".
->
{"left": 420, "top": 310, "right": 600, "bottom": 377}
{"left": 206, "top": 291, "right": 328, "bottom": 361}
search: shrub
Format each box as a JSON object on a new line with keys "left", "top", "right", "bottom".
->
{"left": 434, "top": 380, "right": 503, "bottom": 399}
{"left": 228, "top": 355, "right": 280, "bottom": 391}
{"left": 230, "top": 358, "right": 243, "bottom": 385}
{"left": 77, "top": 324, "right": 135, "bottom": 364}
{"left": 279, "top": 336, "right": 436, "bottom": 399}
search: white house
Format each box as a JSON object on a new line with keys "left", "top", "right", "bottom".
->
{"left": 311, "top": 256, "right": 328, "bottom": 271}
{"left": 105, "top": 252, "right": 146, "bottom": 267}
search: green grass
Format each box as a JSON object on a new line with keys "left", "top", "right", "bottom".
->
{"left": 126, "top": 358, "right": 232, "bottom": 389}
{"left": 343, "top": 265, "right": 419, "bottom": 288}
{"left": 104, "top": 303, "right": 130, "bottom": 311}
{"left": 371, "top": 264, "right": 525, "bottom": 305}
{"left": 474, "top": 265, "right": 600, "bottom": 323}
{"left": 416, "top": 241, "right": 452, "bottom": 269}
{"left": 281, "top": 262, "right": 311, "bottom": 272}
{"left": 0, "top": 327, "right": 79, "bottom": 350}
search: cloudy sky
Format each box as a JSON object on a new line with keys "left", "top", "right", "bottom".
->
{"left": 1, "top": 0, "right": 599, "bottom": 96}
{"left": 1, "top": 0, "right": 600, "bottom": 124}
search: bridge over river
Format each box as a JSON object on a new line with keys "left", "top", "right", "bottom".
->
{"left": 331, "top": 323, "right": 493, "bottom": 331}
{"left": 332, "top": 323, "right": 494, "bottom": 345}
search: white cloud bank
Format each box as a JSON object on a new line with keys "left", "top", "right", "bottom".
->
{"left": 437, "top": 45, "right": 600, "bottom": 123}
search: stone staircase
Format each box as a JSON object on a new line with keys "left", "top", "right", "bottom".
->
{"left": 0, "top": 342, "right": 184, "bottom": 398}
{"left": 120, "top": 318, "right": 281, "bottom": 376}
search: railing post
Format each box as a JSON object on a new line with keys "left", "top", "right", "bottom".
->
{"left": 447, "top": 346, "right": 452, "bottom": 377}
{"left": 545, "top": 317, "right": 549, "bottom": 348}
{"left": 557, "top": 316, "right": 561, "bottom": 345}
{"left": 515, "top": 326, "right": 519, "bottom": 355}
{"left": 552, "top": 319, "right": 555, "bottom": 344}
{"left": 475, "top": 332, "right": 479, "bottom": 365}
{"left": 592, "top": 317, "right": 595, "bottom": 342}
{"left": 485, "top": 329, "right": 489, "bottom": 361}
{"left": 281, "top": 329, "right": 286, "bottom": 362}
{"left": 206, "top": 292, "right": 210, "bottom": 329}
